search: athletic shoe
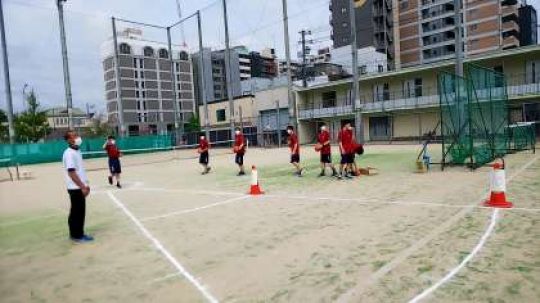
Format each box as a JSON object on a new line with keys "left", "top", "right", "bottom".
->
{"left": 237, "top": 171, "right": 246, "bottom": 176}
{"left": 108, "top": 176, "right": 113, "bottom": 185}
{"left": 116, "top": 183, "right": 122, "bottom": 189}
{"left": 71, "top": 235, "right": 94, "bottom": 243}
{"left": 318, "top": 172, "right": 325, "bottom": 177}
{"left": 206, "top": 167, "right": 211, "bottom": 174}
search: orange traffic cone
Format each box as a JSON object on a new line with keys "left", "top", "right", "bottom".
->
{"left": 249, "top": 165, "right": 264, "bottom": 195}
{"left": 484, "top": 162, "right": 513, "bottom": 208}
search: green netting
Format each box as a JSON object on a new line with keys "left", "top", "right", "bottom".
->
{"left": 0, "top": 135, "right": 173, "bottom": 166}
{"left": 508, "top": 123, "right": 537, "bottom": 151}
{"left": 438, "top": 64, "right": 517, "bottom": 169}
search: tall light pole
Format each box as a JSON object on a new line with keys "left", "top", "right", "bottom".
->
{"left": 222, "top": 0, "right": 235, "bottom": 139}
{"left": 282, "top": 0, "right": 297, "bottom": 130}
{"left": 0, "top": 0, "right": 15, "bottom": 143}
{"left": 56, "top": 0, "right": 74, "bottom": 130}
{"left": 349, "top": 0, "right": 363, "bottom": 142}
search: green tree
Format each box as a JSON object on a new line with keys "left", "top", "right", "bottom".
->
{"left": 0, "top": 109, "right": 8, "bottom": 143}
{"left": 185, "top": 115, "right": 201, "bottom": 133}
{"left": 14, "top": 90, "right": 50, "bottom": 142}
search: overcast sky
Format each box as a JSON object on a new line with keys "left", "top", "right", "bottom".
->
{"left": 0, "top": 0, "right": 538, "bottom": 113}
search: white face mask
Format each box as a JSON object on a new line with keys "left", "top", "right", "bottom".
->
{"left": 321, "top": 126, "right": 327, "bottom": 132}
{"left": 235, "top": 131, "right": 240, "bottom": 135}
{"left": 110, "top": 140, "right": 116, "bottom": 145}
{"left": 287, "top": 130, "right": 293, "bottom": 134}
{"left": 74, "top": 137, "right": 83, "bottom": 146}
{"left": 200, "top": 136, "right": 205, "bottom": 140}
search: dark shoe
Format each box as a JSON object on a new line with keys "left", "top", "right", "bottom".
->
{"left": 206, "top": 167, "right": 211, "bottom": 174}
{"left": 108, "top": 176, "right": 113, "bottom": 185}
{"left": 318, "top": 171, "right": 325, "bottom": 177}
{"left": 72, "top": 235, "right": 94, "bottom": 243}
{"left": 116, "top": 183, "right": 122, "bottom": 189}
{"left": 237, "top": 171, "right": 246, "bottom": 176}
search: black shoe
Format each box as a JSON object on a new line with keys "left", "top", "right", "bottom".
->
{"left": 116, "top": 183, "right": 122, "bottom": 189}
{"left": 206, "top": 167, "right": 211, "bottom": 174}
{"left": 318, "top": 171, "right": 325, "bottom": 177}
{"left": 238, "top": 171, "right": 246, "bottom": 176}
{"left": 71, "top": 235, "right": 94, "bottom": 243}
{"left": 108, "top": 176, "right": 113, "bottom": 185}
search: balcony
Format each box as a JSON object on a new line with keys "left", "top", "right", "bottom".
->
{"left": 297, "top": 77, "right": 540, "bottom": 119}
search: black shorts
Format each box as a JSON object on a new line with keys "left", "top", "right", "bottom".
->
{"left": 290, "top": 154, "right": 300, "bottom": 163}
{"left": 320, "top": 154, "right": 332, "bottom": 164}
{"left": 235, "top": 153, "right": 244, "bottom": 165}
{"left": 199, "top": 151, "right": 209, "bottom": 164}
{"left": 108, "top": 158, "right": 122, "bottom": 174}
{"left": 340, "top": 154, "right": 354, "bottom": 165}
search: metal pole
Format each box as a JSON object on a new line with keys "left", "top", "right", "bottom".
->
{"left": 454, "top": 0, "right": 463, "bottom": 77}
{"left": 276, "top": 100, "right": 281, "bottom": 148}
{"left": 56, "top": 0, "right": 73, "bottom": 130}
{"left": 300, "top": 29, "right": 307, "bottom": 88}
{"left": 197, "top": 11, "right": 210, "bottom": 140}
{"left": 167, "top": 27, "right": 182, "bottom": 142}
{"left": 282, "top": 0, "right": 297, "bottom": 130}
{"left": 0, "top": 0, "right": 15, "bottom": 143}
{"left": 222, "top": 0, "right": 235, "bottom": 139}
{"left": 111, "top": 17, "right": 126, "bottom": 136}
{"left": 349, "top": 0, "right": 363, "bottom": 142}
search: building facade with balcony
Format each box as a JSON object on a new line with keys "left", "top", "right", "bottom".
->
{"left": 101, "top": 28, "right": 196, "bottom": 136}
{"left": 397, "top": 0, "right": 536, "bottom": 68}
{"left": 295, "top": 45, "right": 540, "bottom": 143}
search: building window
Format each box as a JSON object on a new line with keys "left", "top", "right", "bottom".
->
{"left": 141, "top": 81, "right": 145, "bottom": 89}
{"left": 322, "top": 91, "right": 337, "bottom": 108}
{"left": 136, "top": 91, "right": 140, "bottom": 98}
{"left": 341, "top": 7, "right": 347, "bottom": 14}
{"left": 179, "top": 51, "right": 189, "bottom": 61}
{"left": 400, "top": 0, "right": 408, "bottom": 10}
{"left": 143, "top": 46, "right": 154, "bottom": 57}
{"left": 342, "top": 22, "right": 348, "bottom": 28}
{"left": 216, "top": 109, "right": 226, "bottom": 122}
{"left": 133, "top": 58, "right": 138, "bottom": 68}
{"left": 414, "top": 78, "right": 423, "bottom": 97}
{"left": 469, "top": 24, "right": 478, "bottom": 32}
{"left": 140, "top": 71, "right": 145, "bottom": 78}
{"left": 359, "top": 65, "right": 367, "bottom": 74}
{"left": 159, "top": 48, "right": 169, "bottom": 59}
{"left": 134, "top": 70, "right": 138, "bottom": 78}
{"left": 119, "top": 43, "right": 131, "bottom": 55}
{"left": 378, "top": 65, "right": 384, "bottom": 73}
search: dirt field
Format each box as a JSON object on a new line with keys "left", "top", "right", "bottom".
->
{"left": 0, "top": 144, "right": 539, "bottom": 303}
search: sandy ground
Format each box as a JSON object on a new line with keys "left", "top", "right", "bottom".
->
{"left": 0, "top": 144, "right": 539, "bottom": 302}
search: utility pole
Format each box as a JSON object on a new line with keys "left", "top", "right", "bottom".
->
{"left": 222, "top": 0, "right": 235, "bottom": 139}
{"left": 299, "top": 29, "right": 308, "bottom": 88}
{"left": 454, "top": 0, "right": 463, "bottom": 77}
{"left": 0, "top": 0, "right": 15, "bottom": 143}
{"left": 276, "top": 100, "right": 281, "bottom": 147}
{"left": 175, "top": 0, "right": 187, "bottom": 47}
{"left": 167, "top": 27, "right": 182, "bottom": 141}
{"left": 282, "top": 0, "right": 297, "bottom": 130}
{"left": 349, "top": 0, "right": 363, "bottom": 142}
{"left": 197, "top": 11, "right": 210, "bottom": 140}
{"left": 111, "top": 17, "right": 126, "bottom": 136}
{"left": 56, "top": 0, "right": 74, "bottom": 130}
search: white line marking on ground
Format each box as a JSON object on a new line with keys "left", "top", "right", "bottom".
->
{"left": 336, "top": 155, "right": 539, "bottom": 302}
{"left": 132, "top": 187, "right": 244, "bottom": 197}
{"left": 407, "top": 209, "right": 500, "bottom": 303}
{"left": 141, "top": 195, "right": 251, "bottom": 222}
{"left": 150, "top": 272, "right": 182, "bottom": 284}
{"left": 106, "top": 191, "right": 219, "bottom": 303}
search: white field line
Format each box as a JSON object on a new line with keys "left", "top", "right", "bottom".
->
{"left": 150, "top": 272, "right": 182, "bottom": 284}
{"left": 336, "top": 155, "right": 539, "bottom": 303}
{"left": 140, "top": 195, "right": 251, "bottom": 222}
{"left": 106, "top": 191, "right": 219, "bottom": 303}
{"left": 407, "top": 209, "right": 500, "bottom": 303}
{"left": 131, "top": 187, "right": 244, "bottom": 197}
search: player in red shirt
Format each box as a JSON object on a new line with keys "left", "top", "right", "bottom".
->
{"left": 102, "top": 135, "right": 122, "bottom": 188}
{"left": 317, "top": 124, "right": 338, "bottom": 177}
{"left": 287, "top": 126, "right": 303, "bottom": 177}
{"left": 338, "top": 123, "right": 354, "bottom": 179}
{"left": 197, "top": 134, "right": 211, "bottom": 175}
{"left": 233, "top": 127, "right": 246, "bottom": 176}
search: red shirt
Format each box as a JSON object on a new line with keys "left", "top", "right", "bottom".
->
{"left": 234, "top": 133, "right": 245, "bottom": 154}
{"left": 288, "top": 133, "right": 299, "bottom": 155}
{"left": 317, "top": 131, "right": 331, "bottom": 155}
{"left": 338, "top": 129, "right": 353, "bottom": 154}
{"left": 105, "top": 143, "right": 120, "bottom": 159}
{"left": 199, "top": 138, "right": 209, "bottom": 151}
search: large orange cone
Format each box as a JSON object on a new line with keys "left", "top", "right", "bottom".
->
{"left": 484, "top": 162, "right": 513, "bottom": 208}
{"left": 249, "top": 165, "right": 264, "bottom": 195}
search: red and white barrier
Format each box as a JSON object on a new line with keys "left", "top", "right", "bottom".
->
{"left": 484, "top": 162, "right": 513, "bottom": 208}
{"left": 249, "top": 165, "right": 264, "bottom": 195}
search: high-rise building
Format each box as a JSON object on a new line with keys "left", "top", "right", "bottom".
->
{"left": 250, "top": 48, "right": 278, "bottom": 78}
{"left": 330, "top": 0, "right": 394, "bottom": 66}
{"left": 519, "top": 4, "right": 538, "bottom": 46}
{"left": 397, "top": 0, "right": 528, "bottom": 68}
{"left": 101, "top": 28, "right": 196, "bottom": 135}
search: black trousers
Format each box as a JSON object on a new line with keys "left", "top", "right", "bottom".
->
{"left": 68, "top": 189, "right": 86, "bottom": 239}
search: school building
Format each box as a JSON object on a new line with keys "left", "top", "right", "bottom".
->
{"left": 295, "top": 45, "right": 540, "bottom": 144}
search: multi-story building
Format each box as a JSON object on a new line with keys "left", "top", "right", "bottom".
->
{"left": 250, "top": 48, "right": 278, "bottom": 79}
{"left": 397, "top": 0, "right": 537, "bottom": 68}
{"left": 101, "top": 28, "right": 196, "bottom": 136}
{"left": 330, "top": 0, "right": 394, "bottom": 67}
{"left": 295, "top": 46, "right": 540, "bottom": 142}
{"left": 278, "top": 60, "right": 301, "bottom": 80}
